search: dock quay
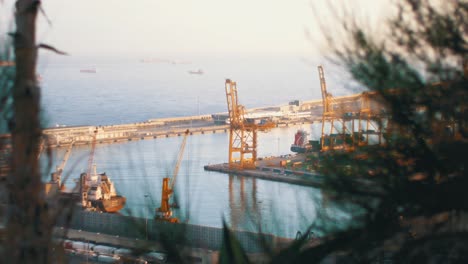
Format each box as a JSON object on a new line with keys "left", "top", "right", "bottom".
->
{"left": 42, "top": 102, "right": 325, "bottom": 148}
{"left": 20, "top": 92, "right": 373, "bottom": 148}
{"left": 43, "top": 118, "right": 316, "bottom": 148}
{"left": 204, "top": 155, "right": 324, "bottom": 188}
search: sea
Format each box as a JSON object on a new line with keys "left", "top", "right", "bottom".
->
{"left": 37, "top": 52, "right": 360, "bottom": 239}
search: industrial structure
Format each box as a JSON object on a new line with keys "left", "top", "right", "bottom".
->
{"left": 80, "top": 129, "right": 126, "bottom": 213}
{"left": 318, "top": 66, "right": 385, "bottom": 152}
{"left": 156, "top": 129, "right": 189, "bottom": 223}
{"left": 224, "top": 79, "right": 275, "bottom": 169}
{"left": 50, "top": 141, "right": 74, "bottom": 188}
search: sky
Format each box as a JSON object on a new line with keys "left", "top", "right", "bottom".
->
{"left": 2, "top": 0, "right": 392, "bottom": 55}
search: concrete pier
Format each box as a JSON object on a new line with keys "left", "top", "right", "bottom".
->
{"left": 204, "top": 162, "right": 324, "bottom": 188}
{"left": 37, "top": 92, "right": 372, "bottom": 148}
{"left": 43, "top": 113, "right": 317, "bottom": 148}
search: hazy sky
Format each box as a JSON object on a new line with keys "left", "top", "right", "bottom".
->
{"left": 3, "top": 0, "right": 391, "bottom": 55}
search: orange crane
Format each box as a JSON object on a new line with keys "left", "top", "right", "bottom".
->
{"left": 318, "top": 65, "right": 348, "bottom": 151}
{"left": 319, "top": 66, "right": 360, "bottom": 151}
{"left": 225, "top": 79, "right": 275, "bottom": 169}
{"left": 318, "top": 66, "right": 384, "bottom": 151}
{"left": 156, "top": 129, "right": 189, "bottom": 223}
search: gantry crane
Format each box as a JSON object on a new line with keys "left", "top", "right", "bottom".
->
{"left": 318, "top": 66, "right": 384, "bottom": 151}
{"left": 319, "top": 65, "right": 351, "bottom": 151}
{"left": 225, "top": 79, "right": 275, "bottom": 169}
{"left": 156, "top": 129, "right": 189, "bottom": 223}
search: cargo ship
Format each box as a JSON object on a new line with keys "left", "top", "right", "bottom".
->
{"left": 188, "top": 69, "right": 203, "bottom": 75}
{"left": 290, "top": 129, "right": 312, "bottom": 153}
{"left": 80, "top": 166, "right": 126, "bottom": 213}
{"left": 80, "top": 68, "right": 97, "bottom": 73}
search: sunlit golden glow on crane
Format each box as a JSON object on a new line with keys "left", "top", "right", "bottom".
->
{"left": 156, "top": 129, "right": 189, "bottom": 223}
{"left": 225, "top": 79, "right": 275, "bottom": 169}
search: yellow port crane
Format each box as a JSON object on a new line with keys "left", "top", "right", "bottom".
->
{"left": 319, "top": 65, "right": 350, "bottom": 151}
{"left": 156, "top": 129, "right": 189, "bottom": 223}
{"left": 318, "top": 66, "right": 384, "bottom": 151}
{"left": 225, "top": 79, "right": 275, "bottom": 169}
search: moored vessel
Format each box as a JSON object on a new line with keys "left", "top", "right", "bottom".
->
{"left": 80, "top": 166, "right": 126, "bottom": 213}
{"left": 290, "top": 129, "right": 312, "bottom": 153}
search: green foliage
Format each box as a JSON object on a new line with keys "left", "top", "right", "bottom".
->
{"left": 219, "top": 220, "right": 251, "bottom": 264}
{"left": 305, "top": 0, "right": 468, "bottom": 262}
{"left": 217, "top": 0, "right": 467, "bottom": 262}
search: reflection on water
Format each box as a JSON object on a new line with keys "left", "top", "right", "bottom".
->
{"left": 42, "top": 124, "right": 358, "bottom": 238}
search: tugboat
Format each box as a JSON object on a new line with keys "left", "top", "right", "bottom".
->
{"left": 80, "top": 165, "right": 126, "bottom": 213}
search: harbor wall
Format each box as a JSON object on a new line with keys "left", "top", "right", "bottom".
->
{"left": 58, "top": 209, "right": 292, "bottom": 254}
{"left": 42, "top": 116, "right": 316, "bottom": 148}
{"left": 40, "top": 93, "right": 372, "bottom": 148}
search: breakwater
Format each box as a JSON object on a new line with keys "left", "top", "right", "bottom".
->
{"left": 43, "top": 98, "right": 327, "bottom": 148}
{"left": 41, "top": 92, "right": 375, "bottom": 148}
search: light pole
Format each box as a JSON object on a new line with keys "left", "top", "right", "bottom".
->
{"left": 277, "top": 137, "right": 280, "bottom": 156}
{"left": 144, "top": 194, "right": 149, "bottom": 240}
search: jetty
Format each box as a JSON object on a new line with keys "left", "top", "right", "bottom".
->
{"left": 204, "top": 154, "right": 325, "bottom": 188}
{"left": 42, "top": 98, "right": 327, "bottom": 148}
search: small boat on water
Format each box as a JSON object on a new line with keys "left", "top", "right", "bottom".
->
{"left": 79, "top": 165, "right": 126, "bottom": 213}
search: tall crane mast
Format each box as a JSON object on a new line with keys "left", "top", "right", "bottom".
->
{"left": 318, "top": 66, "right": 382, "bottom": 151}
{"left": 81, "top": 129, "right": 98, "bottom": 207}
{"left": 318, "top": 65, "right": 332, "bottom": 114}
{"left": 225, "top": 79, "right": 274, "bottom": 169}
{"left": 50, "top": 141, "right": 74, "bottom": 186}
{"left": 319, "top": 66, "right": 355, "bottom": 151}
{"left": 319, "top": 65, "right": 339, "bottom": 151}
{"left": 87, "top": 129, "right": 98, "bottom": 177}
{"left": 156, "top": 129, "right": 189, "bottom": 223}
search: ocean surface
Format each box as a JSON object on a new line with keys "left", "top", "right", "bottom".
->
{"left": 38, "top": 53, "right": 358, "bottom": 238}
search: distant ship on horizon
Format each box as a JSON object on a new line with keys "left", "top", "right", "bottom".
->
{"left": 140, "top": 58, "right": 192, "bottom": 65}
{"left": 80, "top": 68, "right": 97, "bottom": 73}
{"left": 188, "top": 69, "right": 204, "bottom": 75}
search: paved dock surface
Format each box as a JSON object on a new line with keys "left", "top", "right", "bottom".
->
{"left": 204, "top": 160, "right": 324, "bottom": 188}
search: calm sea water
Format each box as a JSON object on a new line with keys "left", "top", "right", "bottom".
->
{"left": 38, "top": 53, "right": 356, "bottom": 238}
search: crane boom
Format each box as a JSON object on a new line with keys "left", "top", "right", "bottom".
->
{"left": 156, "top": 129, "right": 189, "bottom": 223}
{"left": 56, "top": 141, "right": 74, "bottom": 176}
{"left": 318, "top": 65, "right": 331, "bottom": 113}
{"left": 170, "top": 129, "right": 189, "bottom": 191}
{"left": 87, "top": 129, "right": 98, "bottom": 177}
{"left": 225, "top": 79, "right": 245, "bottom": 128}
